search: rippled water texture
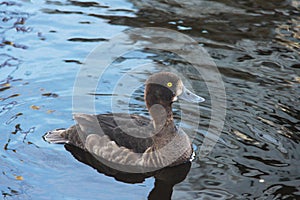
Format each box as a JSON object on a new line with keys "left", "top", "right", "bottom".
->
{"left": 1, "top": 0, "right": 299, "bottom": 199}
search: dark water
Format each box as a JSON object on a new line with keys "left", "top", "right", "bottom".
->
{"left": 1, "top": 0, "right": 299, "bottom": 199}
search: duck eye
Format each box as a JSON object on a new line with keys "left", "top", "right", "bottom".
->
{"left": 167, "top": 82, "right": 173, "bottom": 87}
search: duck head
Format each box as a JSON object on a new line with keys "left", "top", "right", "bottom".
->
{"left": 145, "top": 72, "right": 204, "bottom": 131}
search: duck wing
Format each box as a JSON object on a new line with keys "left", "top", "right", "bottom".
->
{"left": 44, "top": 113, "right": 154, "bottom": 153}
{"left": 95, "top": 113, "right": 154, "bottom": 153}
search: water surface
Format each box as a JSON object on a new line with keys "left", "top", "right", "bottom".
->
{"left": 0, "top": 0, "right": 299, "bottom": 199}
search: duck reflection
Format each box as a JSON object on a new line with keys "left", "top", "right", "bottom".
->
{"left": 65, "top": 143, "right": 191, "bottom": 200}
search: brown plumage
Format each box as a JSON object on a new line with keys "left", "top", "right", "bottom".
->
{"left": 44, "top": 72, "right": 204, "bottom": 172}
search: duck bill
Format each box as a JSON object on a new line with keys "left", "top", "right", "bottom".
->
{"left": 179, "top": 86, "right": 205, "bottom": 103}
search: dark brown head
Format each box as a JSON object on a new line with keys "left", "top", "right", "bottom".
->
{"left": 145, "top": 72, "right": 204, "bottom": 108}
{"left": 144, "top": 72, "right": 204, "bottom": 130}
{"left": 145, "top": 72, "right": 182, "bottom": 109}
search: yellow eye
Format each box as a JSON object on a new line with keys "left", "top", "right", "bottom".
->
{"left": 167, "top": 82, "right": 172, "bottom": 87}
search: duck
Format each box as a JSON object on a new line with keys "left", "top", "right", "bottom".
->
{"left": 44, "top": 72, "right": 205, "bottom": 172}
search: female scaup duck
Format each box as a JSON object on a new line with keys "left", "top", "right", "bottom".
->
{"left": 44, "top": 72, "right": 204, "bottom": 171}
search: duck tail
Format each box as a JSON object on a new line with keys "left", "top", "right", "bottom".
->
{"left": 43, "top": 129, "right": 69, "bottom": 144}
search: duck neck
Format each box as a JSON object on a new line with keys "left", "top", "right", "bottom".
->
{"left": 145, "top": 83, "right": 176, "bottom": 134}
{"left": 147, "top": 102, "right": 175, "bottom": 134}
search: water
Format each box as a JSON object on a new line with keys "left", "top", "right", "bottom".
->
{"left": 1, "top": 0, "right": 299, "bottom": 199}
